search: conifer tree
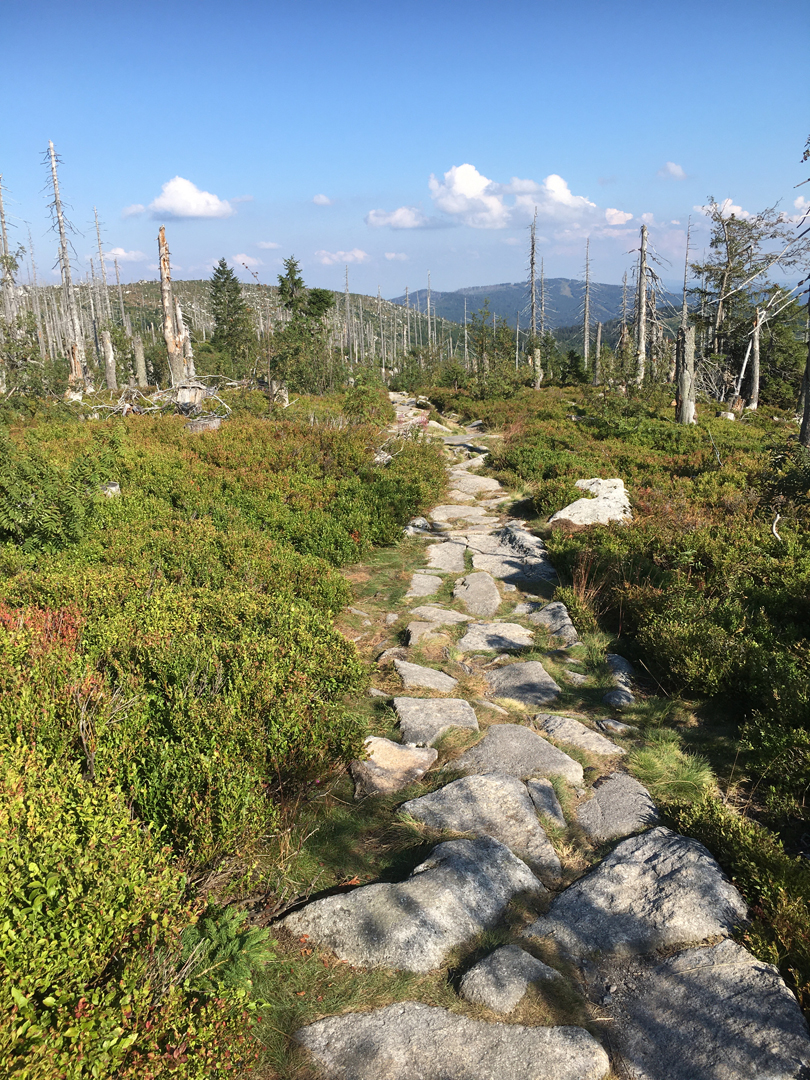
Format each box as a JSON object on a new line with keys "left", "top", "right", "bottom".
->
{"left": 209, "top": 258, "right": 255, "bottom": 376}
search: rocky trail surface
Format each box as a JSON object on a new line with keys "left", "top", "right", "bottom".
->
{"left": 279, "top": 393, "right": 810, "bottom": 1080}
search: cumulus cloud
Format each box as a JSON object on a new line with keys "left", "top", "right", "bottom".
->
{"left": 122, "top": 203, "right": 145, "bottom": 218}
{"left": 313, "top": 194, "right": 333, "bottom": 205}
{"left": 605, "top": 208, "right": 633, "bottom": 225}
{"left": 149, "top": 177, "right": 233, "bottom": 219}
{"left": 315, "top": 248, "right": 368, "bottom": 265}
{"left": 794, "top": 195, "right": 809, "bottom": 211}
{"left": 366, "top": 206, "right": 435, "bottom": 229}
{"left": 257, "top": 240, "right": 281, "bottom": 249}
{"left": 107, "top": 246, "right": 146, "bottom": 262}
{"left": 695, "top": 198, "right": 752, "bottom": 220}
{"left": 429, "top": 163, "right": 510, "bottom": 228}
{"left": 658, "top": 161, "right": 687, "bottom": 180}
{"left": 384, "top": 252, "right": 408, "bottom": 261}
{"left": 232, "top": 254, "right": 262, "bottom": 267}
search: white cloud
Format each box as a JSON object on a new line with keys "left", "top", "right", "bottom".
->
{"left": 384, "top": 251, "right": 408, "bottom": 261}
{"left": 641, "top": 212, "right": 656, "bottom": 224}
{"left": 429, "top": 163, "right": 510, "bottom": 228}
{"left": 366, "top": 205, "right": 433, "bottom": 229}
{"left": 231, "top": 194, "right": 254, "bottom": 204}
{"left": 149, "top": 176, "right": 233, "bottom": 219}
{"left": 658, "top": 161, "right": 687, "bottom": 180}
{"left": 794, "top": 195, "right": 809, "bottom": 211}
{"left": 232, "top": 253, "right": 262, "bottom": 267}
{"left": 695, "top": 198, "right": 752, "bottom": 220}
{"left": 605, "top": 208, "right": 633, "bottom": 225}
{"left": 122, "top": 203, "right": 145, "bottom": 218}
{"left": 315, "top": 248, "right": 368, "bottom": 265}
{"left": 313, "top": 194, "right": 333, "bottom": 205}
{"left": 107, "top": 246, "right": 146, "bottom": 263}
{"left": 257, "top": 240, "right": 281, "bottom": 249}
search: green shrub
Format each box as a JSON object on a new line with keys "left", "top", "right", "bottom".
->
{"left": 0, "top": 741, "right": 257, "bottom": 1078}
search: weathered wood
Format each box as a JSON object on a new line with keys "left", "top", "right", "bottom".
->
{"left": 635, "top": 224, "right": 648, "bottom": 384}
{"left": 158, "top": 226, "right": 184, "bottom": 385}
{"left": 133, "top": 335, "right": 148, "bottom": 387}
{"left": 676, "top": 325, "right": 696, "bottom": 424}
{"left": 102, "top": 330, "right": 117, "bottom": 390}
{"left": 47, "top": 141, "right": 87, "bottom": 388}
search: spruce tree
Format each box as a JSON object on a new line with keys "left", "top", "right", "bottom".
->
{"left": 209, "top": 258, "right": 255, "bottom": 377}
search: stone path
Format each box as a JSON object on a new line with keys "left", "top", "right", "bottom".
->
{"left": 283, "top": 392, "right": 810, "bottom": 1080}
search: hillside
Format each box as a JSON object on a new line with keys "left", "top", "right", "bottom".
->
{"left": 391, "top": 279, "right": 680, "bottom": 330}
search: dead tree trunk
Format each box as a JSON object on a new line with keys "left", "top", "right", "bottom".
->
{"left": 47, "top": 141, "right": 87, "bottom": 388}
{"left": 676, "top": 325, "right": 696, "bottom": 424}
{"left": 635, "top": 224, "right": 648, "bottom": 385}
{"left": 158, "top": 226, "right": 184, "bottom": 385}
{"left": 175, "top": 298, "right": 195, "bottom": 379}
{"left": 102, "top": 329, "right": 117, "bottom": 390}
{"left": 133, "top": 334, "right": 148, "bottom": 387}
{"left": 747, "top": 309, "right": 761, "bottom": 410}
{"left": 94, "top": 207, "right": 112, "bottom": 324}
{"left": 0, "top": 173, "right": 14, "bottom": 324}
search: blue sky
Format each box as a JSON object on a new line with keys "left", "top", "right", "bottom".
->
{"left": 2, "top": 0, "right": 807, "bottom": 296}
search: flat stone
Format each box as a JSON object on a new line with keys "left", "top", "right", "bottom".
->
{"left": 350, "top": 737, "right": 438, "bottom": 798}
{"left": 523, "top": 827, "right": 748, "bottom": 958}
{"left": 409, "top": 605, "right": 471, "bottom": 625}
{"left": 424, "top": 541, "right": 467, "bottom": 572}
{"left": 451, "top": 472, "right": 504, "bottom": 496}
{"left": 405, "top": 573, "right": 443, "bottom": 598}
{"left": 405, "top": 621, "right": 447, "bottom": 645}
{"left": 394, "top": 659, "right": 458, "bottom": 692}
{"left": 606, "top": 653, "right": 635, "bottom": 686}
{"left": 598, "top": 719, "right": 636, "bottom": 735}
{"left": 394, "top": 697, "right": 479, "bottom": 746}
{"left": 577, "top": 772, "right": 659, "bottom": 841}
{"left": 446, "top": 488, "right": 477, "bottom": 503}
{"left": 378, "top": 645, "right": 408, "bottom": 663}
{"left": 460, "top": 945, "right": 562, "bottom": 1013}
{"left": 513, "top": 601, "right": 543, "bottom": 616}
{"left": 528, "top": 601, "right": 578, "bottom": 645}
{"left": 348, "top": 607, "right": 369, "bottom": 617}
{"left": 454, "top": 572, "right": 502, "bottom": 617}
{"left": 471, "top": 550, "right": 556, "bottom": 585}
{"left": 526, "top": 778, "right": 568, "bottom": 829}
{"left": 457, "top": 622, "right": 535, "bottom": 653}
{"left": 453, "top": 724, "right": 584, "bottom": 785}
{"left": 295, "top": 1001, "right": 610, "bottom": 1080}
{"left": 476, "top": 699, "right": 510, "bottom": 716}
{"left": 385, "top": 612, "right": 400, "bottom": 625}
{"left": 548, "top": 478, "right": 632, "bottom": 528}
{"left": 281, "top": 838, "right": 544, "bottom": 972}
{"left": 400, "top": 773, "right": 561, "bottom": 881}
{"left": 603, "top": 689, "right": 635, "bottom": 708}
{"left": 450, "top": 453, "right": 487, "bottom": 471}
{"left": 431, "top": 504, "right": 494, "bottom": 523}
{"left": 368, "top": 688, "right": 389, "bottom": 698}
{"left": 538, "top": 714, "right": 625, "bottom": 756}
{"left": 588, "top": 939, "right": 810, "bottom": 1080}
{"left": 564, "top": 671, "right": 587, "bottom": 686}
{"left": 486, "top": 661, "right": 561, "bottom": 707}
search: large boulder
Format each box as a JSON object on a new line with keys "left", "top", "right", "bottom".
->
{"left": 295, "top": 1002, "right": 610, "bottom": 1080}
{"left": 523, "top": 827, "right": 747, "bottom": 958}
{"left": 528, "top": 601, "right": 578, "bottom": 645}
{"left": 586, "top": 939, "right": 810, "bottom": 1080}
{"left": 400, "top": 773, "right": 562, "bottom": 881}
{"left": 281, "top": 838, "right": 544, "bottom": 972}
{"left": 453, "top": 724, "right": 584, "bottom": 785}
{"left": 548, "top": 478, "right": 631, "bottom": 528}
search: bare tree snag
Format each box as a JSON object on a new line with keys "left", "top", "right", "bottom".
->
{"left": 158, "top": 226, "right": 184, "bottom": 385}
{"left": 747, "top": 309, "right": 761, "bottom": 410}
{"left": 676, "top": 325, "right": 696, "bottom": 424}
{"left": 94, "top": 207, "right": 112, "bottom": 324}
{"left": 47, "top": 141, "right": 87, "bottom": 388}
{"left": 102, "top": 330, "right": 117, "bottom": 390}
{"left": 133, "top": 334, "right": 148, "bottom": 387}
{"left": 635, "top": 224, "right": 648, "bottom": 384}
{"left": 593, "top": 321, "right": 602, "bottom": 385}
